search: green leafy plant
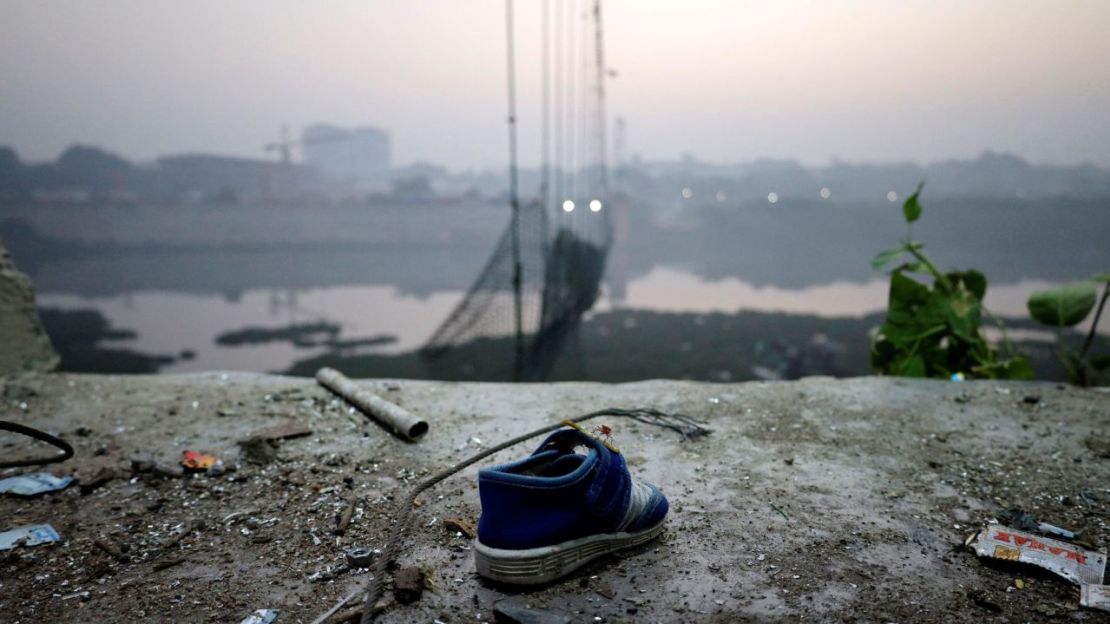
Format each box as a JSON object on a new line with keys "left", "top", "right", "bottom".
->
{"left": 1027, "top": 274, "right": 1110, "bottom": 386}
{"left": 870, "top": 183, "right": 1032, "bottom": 379}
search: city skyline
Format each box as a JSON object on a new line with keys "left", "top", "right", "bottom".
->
{"left": 2, "top": 1, "right": 1109, "bottom": 169}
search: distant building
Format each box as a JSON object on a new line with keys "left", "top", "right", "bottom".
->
{"left": 154, "top": 153, "right": 316, "bottom": 202}
{"left": 302, "top": 124, "right": 391, "bottom": 181}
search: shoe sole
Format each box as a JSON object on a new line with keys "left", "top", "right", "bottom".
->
{"left": 473, "top": 520, "right": 666, "bottom": 585}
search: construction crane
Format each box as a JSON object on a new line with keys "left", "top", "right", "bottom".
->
{"left": 263, "top": 124, "right": 351, "bottom": 165}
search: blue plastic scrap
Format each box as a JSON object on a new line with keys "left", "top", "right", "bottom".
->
{"left": 0, "top": 473, "right": 74, "bottom": 496}
{"left": 0, "top": 524, "right": 61, "bottom": 550}
{"left": 239, "top": 609, "right": 279, "bottom": 624}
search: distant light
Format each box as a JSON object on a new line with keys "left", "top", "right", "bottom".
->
{"left": 715, "top": 191, "right": 727, "bottom": 202}
{"left": 819, "top": 187, "right": 831, "bottom": 199}
{"left": 589, "top": 199, "right": 602, "bottom": 212}
{"left": 767, "top": 192, "right": 779, "bottom": 204}
{"left": 886, "top": 191, "right": 898, "bottom": 202}
{"left": 562, "top": 200, "right": 575, "bottom": 212}
{"left": 681, "top": 187, "right": 693, "bottom": 199}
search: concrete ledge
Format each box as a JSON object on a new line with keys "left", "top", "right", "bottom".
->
{"left": 1, "top": 373, "right": 1108, "bottom": 622}
{"left": 0, "top": 241, "right": 58, "bottom": 375}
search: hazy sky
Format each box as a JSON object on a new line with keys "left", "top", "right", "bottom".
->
{"left": 2, "top": 0, "right": 1109, "bottom": 169}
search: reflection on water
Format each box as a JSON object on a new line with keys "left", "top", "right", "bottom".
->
{"left": 36, "top": 267, "right": 1105, "bottom": 375}
{"left": 37, "top": 286, "right": 464, "bottom": 373}
{"left": 36, "top": 308, "right": 177, "bottom": 373}
{"left": 606, "top": 266, "right": 1076, "bottom": 320}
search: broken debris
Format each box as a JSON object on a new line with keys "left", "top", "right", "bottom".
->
{"left": 334, "top": 500, "right": 355, "bottom": 536}
{"left": 181, "top": 450, "right": 219, "bottom": 472}
{"left": 1081, "top": 584, "right": 1110, "bottom": 612}
{"left": 0, "top": 472, "right": 73, "bottom": 496}
{"left": 160, "top": 518, "right": 205, "bottom": 550}
{"left": 392, "top": 565, "right": 425, "bottom": 605}
{"left": 239, "top": 609, "right": 280, "bottom": 624}
{"left": 0, "top": 524, "right": 61, "bottom": 550}
{"left": 972, "top": 524, "right": 1105, "bottom": 586}
{"left": 443, "top": 517, "right": 477, "bottom": 539}
{"left": 153, "top": 557, "right": 187, "bottom": 571}
{"left": 248, "top": 419, "right": 312, "bottom": 442}
{"left": 79, "top": 467, "right": 119, "bottom": 495}
{"left": 307, "top": 563, "right": 349, "bottom": 583}
{"left": 93, "top": 537, "right": 130, "bottom": 563}
{"left": 997, "top": 507, "right": 1077, "bottom": 540}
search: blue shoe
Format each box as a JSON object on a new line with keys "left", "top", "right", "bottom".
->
{"left": 474, "top": 426, "right": 669, "bottom": 585}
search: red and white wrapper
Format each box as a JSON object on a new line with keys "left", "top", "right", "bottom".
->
{"left": 1081, "top": 584, "right": 1110, "bottom": 612}
{"left": 973, "top": 524, "right": 1106, "bottom": 586}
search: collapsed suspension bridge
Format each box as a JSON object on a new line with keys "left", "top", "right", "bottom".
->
{"left": 422, "top": 0, "right": 615, "bottom": 381}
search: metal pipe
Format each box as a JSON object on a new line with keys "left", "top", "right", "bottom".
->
{"left": 315, "top": 368, "right": 428, "bottom": 441}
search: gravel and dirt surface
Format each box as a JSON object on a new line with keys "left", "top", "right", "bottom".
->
{"left": 1, "top": 372, "right": 1108, "bottom": 623}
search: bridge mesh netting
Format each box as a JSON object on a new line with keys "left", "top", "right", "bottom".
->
{"left": 421, "top": 0, "right": 613, "bottom": 381}
{"left": 421, "top": 197, "right": 611, "bottom": 380}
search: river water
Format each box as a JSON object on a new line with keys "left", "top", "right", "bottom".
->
{"left": 34, "top": 268, "right": 1075, "bottom": 374}
{"left": 4, "top": 195, "right": 1108, "bottom": 378}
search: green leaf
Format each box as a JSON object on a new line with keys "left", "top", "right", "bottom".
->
{"left": 871, "top": 247, "right": 906, "bottom": 271}
{"left": 882, "top": 322, "right": 944, "bottom": 348}
{"left": 948, "top": 270, "right": 987, "bottom": 301}
{"left": 902, "top": 181, "right": 924, "bottom": 224}
{"left": 976, "top": 355, "right": 1033, "bottom": 380}
{"left": 1091, "top": 272, "right": 1110, "bottom": 283}
{"left": 887, "top": 270, "right": 928, "bottom": 309}
{"left": 1027, "top": 282, "right": 1098, "bottom": 327}
{"left": 941, "top": 289, "right": 982, "bottom": 342}
{"left": 885, "top": 270, "right": 940, "bottom": 331}
{"left": 898, "top": 354, "right": 927, "bottom": 377}
{"left": 1001, "top": 356, "right": 1034, "bottom": 380}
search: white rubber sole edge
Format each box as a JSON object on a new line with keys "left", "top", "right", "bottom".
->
{"left": 473, "top": 520, "right": 666, "bottom": 585}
